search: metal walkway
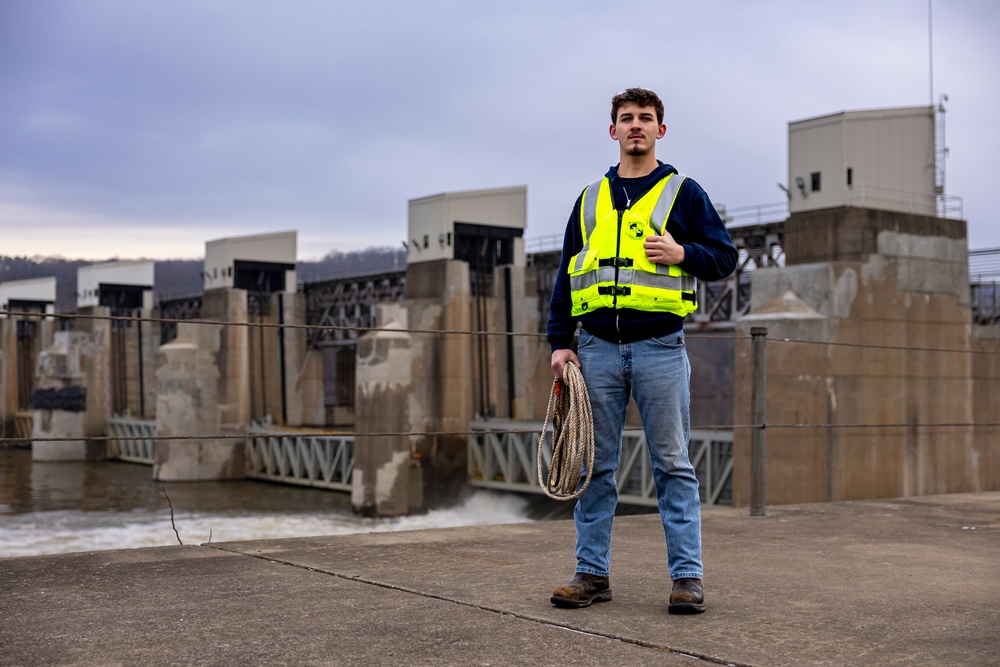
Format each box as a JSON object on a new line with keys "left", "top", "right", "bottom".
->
{"left": 467, "top": 421, "right": 733, "bottom": 507}
{"left": 106, "top": 415, "right": 734, "bottom": 506}
{"left": 244, "top": 422, "right": 354, "bottom": 492}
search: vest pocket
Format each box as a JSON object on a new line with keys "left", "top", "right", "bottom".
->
{"left": 569, "top": 247, "right": 599, "bottom": 276}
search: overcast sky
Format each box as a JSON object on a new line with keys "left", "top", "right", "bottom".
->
{"left": 1, "top": 0, "right": 997, "bottom": 261}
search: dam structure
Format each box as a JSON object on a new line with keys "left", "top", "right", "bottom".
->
{"left": 2, "top": 105, "right": 998, "bottom": 516}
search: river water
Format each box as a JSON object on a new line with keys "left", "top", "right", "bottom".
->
{"left": 0, "top": 448, "right": 541, "bottom": 559}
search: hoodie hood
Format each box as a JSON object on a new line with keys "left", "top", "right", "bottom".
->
{"left": 604, "top": 161, "right": 679, "bottom": 210}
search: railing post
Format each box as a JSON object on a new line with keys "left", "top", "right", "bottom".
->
{"left": 750, "top": 326, "right": 768, "bottom": 517}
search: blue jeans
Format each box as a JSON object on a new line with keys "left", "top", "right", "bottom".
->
{"left": 574, "top": 329, "right": 703, "bottom": 581}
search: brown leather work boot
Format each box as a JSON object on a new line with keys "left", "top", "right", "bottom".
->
{"left": 550, "top": 572, "right": 612, "bottom": 608}
{"left": 668, "top": 578, "right": 705, "bottom": 614}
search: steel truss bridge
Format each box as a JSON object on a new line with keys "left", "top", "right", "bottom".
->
{"left": 106, "top": 416, "right": 731, "bottom": 507}
{"left": 468, "top": 422, "right": 733, "bottom": 507}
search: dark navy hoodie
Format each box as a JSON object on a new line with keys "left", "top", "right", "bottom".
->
{"left": 547, "top": 161, "right": 738, "bottom": 352}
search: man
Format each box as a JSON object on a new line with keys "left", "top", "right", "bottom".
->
{"left": 547, "top": 88, "right": 737, "bottom": 614}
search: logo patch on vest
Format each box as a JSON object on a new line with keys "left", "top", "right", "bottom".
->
{"left": 627, "top": 220, "right": 646, "bottom": 240}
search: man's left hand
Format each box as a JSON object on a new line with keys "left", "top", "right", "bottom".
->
{"left": 644, "top": 231, "right": 685, "bottom": 265}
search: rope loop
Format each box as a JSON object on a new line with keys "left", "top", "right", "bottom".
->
{"left": 537, "top": 361, "right": 595, "bottom": 501}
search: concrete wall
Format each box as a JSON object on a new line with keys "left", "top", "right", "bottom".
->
{"left": 153, "top": 289, "right": 249, "bottom": 481}
{"left": 352, "top": 260, "right": 475, "bottom": 516}
{"left": 351, "top": 258, "right": 545, "bottom": 516}
{"left": 732, "top": 207, "right": 997, "bottom": 506}
{"left": 73, "top": 306, "right": 113, "bottom": 447}
{"left": 151, "top": 285, "right": 321, "bottom": 480}
{"left": 31, "top": 330, "right": 107, "bottom": 461}
{"left": 277, "top": 292, "right": 325, "bottom": 427}
{"left": 784, "top": 206, "right": 965, "bottom": 266}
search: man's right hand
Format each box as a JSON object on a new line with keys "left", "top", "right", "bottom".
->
{"left": 551, "top": 349, "right": 580, "bottom": 381}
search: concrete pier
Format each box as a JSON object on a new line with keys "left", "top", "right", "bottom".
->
{"left": 734, "top": 207, "right": 1000, "bottom": 506}
{"left": 31, "top": 330, "right": 106, "bottom": 461}
{"left": 2, "top": 491, "right": 997, "bottom": 666}
{"left": 153, "top": 290, "right": 249, "bottom": 482}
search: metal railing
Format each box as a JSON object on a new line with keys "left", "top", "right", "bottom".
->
{"left": 107, "top": 414, "right": 156, "bottom": 464}
{"left": 524, "top": 234, "right": 563, "bottom": 254}
{"left": 970, "top": 248, "right": 1000, "bottom": 326}
{"left": 722, "top": 201, "right": 788, "bottom": 227}
{"left": 467, "top": 421, "right": 733, "bottom": 507}
{"left": 245, "top": 422, "right": 354, "bottom": 491}
{"left": 969, "top": 247, "right": 1000, "bottom": 281}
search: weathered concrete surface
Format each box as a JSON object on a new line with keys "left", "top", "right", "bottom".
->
{"left": 153, "top": 325, "right": 243, "bottom": 481}
{"left": 354, "top": 261, "right": 476, "bottom": 516}
{"left": 734, "top": 209, "right": 997, "bottom": 506}
{"left": 2, "top": 492, "right": 997, "bottom": 666}
{"left": 783, "top": 206, "right": 967, "bottom": 266}
{"left": 153, "top": 290, "right": 248, "bottom": 482}
{"left": 31, "top": 331, "right": 105, "bottom": 462}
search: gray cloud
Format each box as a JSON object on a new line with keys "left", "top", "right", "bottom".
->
{"left": 1, "top": 0, "right": 997, "bottom": 259}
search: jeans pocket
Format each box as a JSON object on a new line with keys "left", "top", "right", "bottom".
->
{"left": 578, "top": 329, "right": 597, "bottom": 348}
{"left": 650, "top": 332, "right": 684, "bottom": 349}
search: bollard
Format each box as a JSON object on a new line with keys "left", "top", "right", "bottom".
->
{"left": 750, "top": 326, "right": 767, "bottom": 517}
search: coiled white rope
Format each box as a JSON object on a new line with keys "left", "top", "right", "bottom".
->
{"left": 537, "top": 361, "right": 595, "bottom": 501}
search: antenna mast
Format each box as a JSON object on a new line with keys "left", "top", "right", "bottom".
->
{"left": 929, "top": 0, "right": 949, "bottom": 218}
{"left": 928, "top": 0, "right": 934, "bottom": 105}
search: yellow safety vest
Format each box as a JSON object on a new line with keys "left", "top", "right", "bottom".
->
{"left": 569, "top": 173, "right": 698, "bottom": 317}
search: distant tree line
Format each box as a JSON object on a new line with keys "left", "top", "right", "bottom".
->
{"left": 0, "top": 247, "right": 407, "bottom": 312}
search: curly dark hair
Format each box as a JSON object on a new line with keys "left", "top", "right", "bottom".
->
{"left": 611, "top": 88, "right": 664, "bottom": 125}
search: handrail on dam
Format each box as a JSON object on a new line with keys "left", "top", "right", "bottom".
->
{"left": 107, "top": 414, "right": 156, "bottom": 464}
{"left": 467, "top": 420, "right": 733, "bottom": 507}
{"left": 102, "top": 414, "right": 735, "bottom": 506}
{"left": 244, "top": 421, "right": 355, "bottom": 492}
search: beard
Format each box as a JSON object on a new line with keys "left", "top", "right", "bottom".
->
{"left": 625, "top": 141, "right": 650, "bottom": 157}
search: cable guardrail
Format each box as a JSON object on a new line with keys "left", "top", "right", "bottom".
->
{"left": 7, "top": 308, "right": 1000, "bottom": 377}
{"left": 7, "top": 309, "right": 999, "bottom": 345}
{"left": 6, "top": 310, "right": 1000, "bottom": 513}
{"left": 8, "top": 419, "right": 1000, "bottom": 444}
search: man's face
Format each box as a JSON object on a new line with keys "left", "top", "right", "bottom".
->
{"left": 610, "top": 102, "right": 666, "bottom": 157}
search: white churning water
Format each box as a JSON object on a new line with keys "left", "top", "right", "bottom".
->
{"left": 0, "top": 448, "right": 536, "bottom": 559}
{"left": 0, "top": 491, "right": 534, "bottom": 559}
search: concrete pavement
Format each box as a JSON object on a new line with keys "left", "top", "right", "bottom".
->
{"left": 2, "top": 491, "right": 998, "bottom": 666}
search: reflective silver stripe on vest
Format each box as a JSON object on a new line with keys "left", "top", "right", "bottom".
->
{"left": 632, "top": 271, "right": 697, "bottom": 291}
{"left": 581, "top": 178, "right": 603, "bottom": 237}
{"left": 617, "top": 269, "right": 697, "bottom": 291}
{"left": 570, "top": 268, "right": 697, "bottom": 293}
{"left": 649, "top": 173, "right": 687, "bottom": 235}
{"left": 570, "top": 266, "right": 618, "bottom": 291}
{"left": 571, "top": 178, "right": 605, "bottom": 273}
